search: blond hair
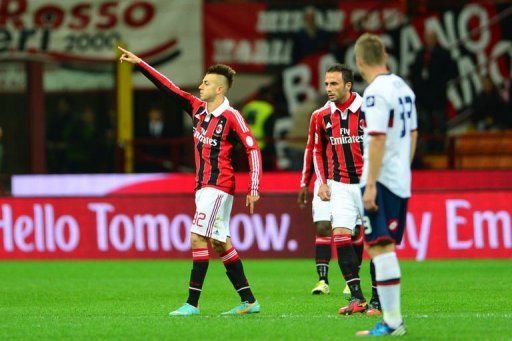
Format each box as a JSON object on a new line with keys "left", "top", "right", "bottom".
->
{"left": 354, "top": 33, "right": 386, "bottom": 66}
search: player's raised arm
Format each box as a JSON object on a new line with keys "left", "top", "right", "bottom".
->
{"left": 117, "top": 46, "right": 202, "bottom": 116}
{"left": 230, "top": 110, "right": 262, "bottom": 214}
{"left": 118, "top": 46, "right": 142, "bottom": 64}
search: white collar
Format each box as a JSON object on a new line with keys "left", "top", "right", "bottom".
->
{"left": 204, "top": 97, "right": 230, "bottom": 117}
{"left": 348, "top": 93, "right": 363, "bottom": 113}
{"left": 329, "top": 93, "right": 362, "bottom": 114}
{"left": 329, "top": 101, "right": 338, "bottom": 115}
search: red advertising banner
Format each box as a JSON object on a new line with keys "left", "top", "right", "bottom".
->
{"left": 1, "top": 191, "right": 511, "bottom": 260}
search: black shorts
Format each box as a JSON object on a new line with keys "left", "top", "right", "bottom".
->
{"left": 361, "top": 182, "right": 408, "bottom": 246}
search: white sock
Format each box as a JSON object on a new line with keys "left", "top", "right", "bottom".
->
{"left": 373, "top": 251, "right": 402, "bottom": 329}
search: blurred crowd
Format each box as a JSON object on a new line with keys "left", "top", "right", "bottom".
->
{"left": 46, "top": 97, "right": 116, "bottom": 173}
{"left": 2, "top": 6, "right": 510, "bottom": 176}
{"left": 237, "top": 10, "right": 512, "bottom": 171}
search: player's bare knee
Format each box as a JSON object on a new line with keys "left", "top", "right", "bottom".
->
{"left": 315, "top": 221, "right": 331, "bottom": 236}
{"left": 211, "top": 239, "right": 226, "bottom": 254}
{"left": 332, "top": 227, "right": 352, "bottom": 235}
{"left": 367, "top": 241, "right": 394, "bottom": 258}
{"left": 191, "top": 233, "right": 208, "bottom": 248}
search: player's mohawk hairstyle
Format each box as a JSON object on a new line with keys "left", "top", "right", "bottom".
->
{"left": 207, "top": 64, "right": 236, "bottom": 89}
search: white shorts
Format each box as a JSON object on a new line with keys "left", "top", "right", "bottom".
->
{"left": 328, "top": 179, "right": 363, "bottom": 231}
{"left": 312, "top": 179, "right": 331, "bottom": 222}
{"left": 190, "top": 187, "right": 233, "bottom": 242}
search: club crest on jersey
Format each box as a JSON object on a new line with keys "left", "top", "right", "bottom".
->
{"left": 215, "top": 123, "right": 224, "bottom": 135}
{"left": 359, "top": 119, "right": 366, "bottom": 129}
{"left": 366, "top": 96, "right": 375, "bottom": 107}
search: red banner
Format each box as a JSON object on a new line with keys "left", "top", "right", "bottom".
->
{"left": 401, "top": 192, "right": 512, "bottom": 259}
{"left": 1, "top": 191, "right": 511, "bottom": 260}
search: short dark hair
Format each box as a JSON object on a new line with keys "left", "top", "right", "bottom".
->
{"left": 206, "top": 64, "right": 236, "bottom": 89}
{"left": 326, "top": 64, "right": 354, "bottom": 90}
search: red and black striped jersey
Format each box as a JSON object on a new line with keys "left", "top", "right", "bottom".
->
{"left": 138, "top": 61, "right": 262, "bottom": 196}
{"left": 299, "top": 102, "right": 329, "bottom": 188}
{"left": 313, "top": 92, "right": 365, "bottom": 185}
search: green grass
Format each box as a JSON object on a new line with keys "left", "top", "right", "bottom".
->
{"left": 1, "top": 259, "right": 511, "bottom": 340}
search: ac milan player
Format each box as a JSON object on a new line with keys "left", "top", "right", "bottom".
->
{"left": 311, "top": 64, "right": 374, "bottom": 315}
{"left": 119, "top": 47, "right": 261, "bottom": 316}
{"left": 298, "top": 110, "right": 365, "bottom": 299}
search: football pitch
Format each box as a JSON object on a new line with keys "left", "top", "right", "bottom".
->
{"left": 1, "top": 259, "right": 510, "bottom": 340}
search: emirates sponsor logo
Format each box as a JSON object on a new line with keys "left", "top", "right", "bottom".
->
{"left": 193, "top": 128, "right": 218, "bottom": 146}
{"left": 329, "top": 128, "right": 363, "bottom": 145}
{"left": 329, "top": 135, "right": 364, "bottom": 145}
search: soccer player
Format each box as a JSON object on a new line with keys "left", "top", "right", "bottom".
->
{"left": 298, "top": 114, "right": 364, "bottom": 299}
{"left": 354, "top": 33, "right": 418, "bottom": 336}
{"left": 118, "top": 47, "right": 262, "bottom": 316}
{"left": 311, "top": 64, "right": 368, "bottom": 315}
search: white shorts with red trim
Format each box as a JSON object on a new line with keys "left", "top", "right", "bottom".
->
{"left": 190, "top": 187, "right": 233, "bottom": 242}
{"left": 328, "top": 180, "right": 363, "bottom": 231}
{"left": 312, "top": 179, "right": 331, "bottom": 222}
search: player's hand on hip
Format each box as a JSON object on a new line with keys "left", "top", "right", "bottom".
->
{"left": 318, "top": 184, "right": 330, "bottom": 201}
{"left": 297, "top": 187, "right": 309, "bottom": 209}
{"left": 363, "top": 184, "right": 378, "bottom": 213}
{"left": 118, "top": 46, "right": 142, "bottom": 64}
{"left": 246, "top": 194, "right": 260, "bottom": 214}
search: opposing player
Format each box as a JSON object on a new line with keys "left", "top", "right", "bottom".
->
{"left": 118, "top": 47, "right": 262, "bottom": 316}
{"left": 298, "top": 109, "right": 364, "bottom": 299}
{"left": 354, "top": 33, "right": 418, "bottom": 336}
{"left": 311, "top": 64, "right": 369, "bottom": 315}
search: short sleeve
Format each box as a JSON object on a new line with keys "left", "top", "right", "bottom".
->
{"left": 362, "top": 93, "right": 390, "bottom": 135}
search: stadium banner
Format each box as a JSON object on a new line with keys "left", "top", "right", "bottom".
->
{"left": 1, "top": 191, "right": 511, "bottom": 260}
{"left": 0, "top": 0, "right": 202, "bottom": 90}
{"left": 204, "top": 1, "right": 512, "bottom": 112}
{"left": 11, "top": 170, "right": 512, "bottom": 197}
